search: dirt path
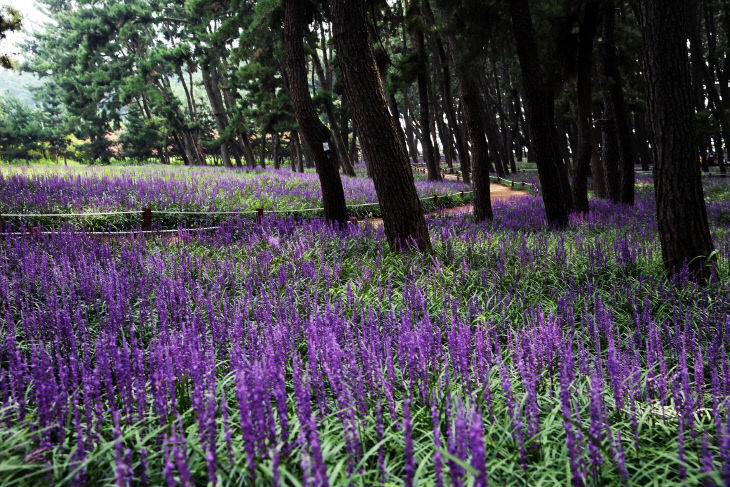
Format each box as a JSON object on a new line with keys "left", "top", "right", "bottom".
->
{"left": 364, "top": 183, "right": 529, "bottom": 227}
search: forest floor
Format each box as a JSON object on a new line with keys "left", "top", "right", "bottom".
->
{"left": 366, "top": 182, "right": 529, "bottom": 227}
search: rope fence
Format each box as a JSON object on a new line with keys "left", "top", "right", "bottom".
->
{"left": 0, "top": 190, "right": 473, "bottom": 219}
{"left": 0, "top": 179, "right": 534, "bottom": 237}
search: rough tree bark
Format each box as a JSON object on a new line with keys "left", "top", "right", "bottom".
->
{"left": 635, "top": 0, "right": 715, "bottom": 278}
{"left": 284, "top": 0, "right": 348, "bottom": 224}
{"left": 509, "top": 0, "right": 572, "bottom": 228}
{"left": 330, "top": 0, "right": 431, "bottom": 250}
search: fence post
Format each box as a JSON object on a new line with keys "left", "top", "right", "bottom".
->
{"left": 142, "top": 207, "right": 152, "bottom": 231}
{"left": 256, "top": 208, "right": 264, "bottom": 224}
{"left": 433, "top": 194, "right": 439, "bottom": 208}
{"left": 511, "top": 180, "right": 514, "bottom": 188}
{"left": 460, "top": 191, "right": 465, "bottom": 200}
{"left": 0, "top": 213, "right": 3, "bottom": 234}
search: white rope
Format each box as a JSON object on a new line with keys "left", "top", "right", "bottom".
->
{"left": 2, "top": 226, "right": 222, "bottom": 237}
{"left": 270, "top": 207, "right": 326, "bottom": 213}
{"left": 154, "top": 209, "right": 259, "bottom": 216}
{"left": 1, "top": 210, "right": 140, "bottom": 218}
{"left": 0, "top": 191, "right": 476, "bottom": 220}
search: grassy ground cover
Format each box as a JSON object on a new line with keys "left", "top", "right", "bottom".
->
{"left": 0, "top": 165, "right": 471, "bottom": 229}
{"left": 0, "top": 177, "right": 729, "bottom": 485}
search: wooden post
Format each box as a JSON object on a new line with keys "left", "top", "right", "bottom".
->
{"left": 142, "top": 208, "right": 152, "bottom": 231}
{"left": 460, "top": 191, "right": 465, "bottom": 200}
{"left": 256, "top": 208, "right": 264, "bottom": 224}
{"left": 0, "top": 213, "right": 3, "bottom": 234}
{"left": 433, "top": 194, "right": 439, "bottom": 208}
{"left": 511, "top": 180, "right": 514, "bottom": 188}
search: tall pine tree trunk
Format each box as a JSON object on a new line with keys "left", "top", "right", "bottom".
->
{"left": 330, "top": 0, "right": 431, "bottom": 250}
{"left": 509, "top": 0, "right": 572, "bottom": 227}
{"left": 635, "top": 0, "right": 715, "bottom": 278}
{"left": 284, "top": 0, "right": 348, "bottom": 225}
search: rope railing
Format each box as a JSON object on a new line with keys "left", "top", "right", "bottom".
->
{"left": 0, "top": 190, "right": 486, "bottom": 237}
{"left": 0, "top": 210, "right": 140, "bottom": 218}
{"left": 1, "top": 226, "right": 224, "bottom": 238}
{"left": 490, "top": 176, "right": 540, "bottom": 195}
{"left": 0, "top": 190, "right": 474, "bottom": 219}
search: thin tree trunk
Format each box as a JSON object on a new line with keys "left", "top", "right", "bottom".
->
{"left": 331, "top": 0, "right": 431, "bottom": 250}
{"left": 420, "top": 1, "right": 456, "bottom": 171}
{"left": 293, "top": 130, "right": 304, "bottom": 172}
{"left": 259, "top": 135, "right": 266, "bottom": 168}
{"left": 447, "top": 34, "right": 493, "bottom": 222}
{"left": 555, "top": 105, "right": 572, "bottom": 169}
{"left": 201, "top": 67, "right": 233, "bottom": 168}
{"left": 387, "top": 92, "right": 410, "bottom": 163}
{"left": 431, "top": 20, "right": 470, "bottom": 180}
{"left": 428, "top": 80, "right": 442, "bottom": 170}
{"left": 402, "top": 91, "right": 420, "bottom": 164}
{"left": 272, "top": 132, "right": 280, "bottom": 169}
{"left": 590, "top": 129, "right": 608, "bottom": 198}
{"left": 601, "top": 0, "right": 635, "bottom": 205}
{"left": 308, "top": 40, "right": 357, "bottom": 176}
{"left": 692, "top": 1, "right": 730, "bottom": 175}
{"left": 571, "top": 0, "right": 599, "bottom": 213}
{"left": 495, "top": 57, "right": 516, "bottom": 173}
{"left": 349, "top": 126, "right": 358, "bottom": 164}
{"left": 600, "top": 116, "right": 621, "bottom": 201}
{"left": 633, "top": 110, "right": 652, "bottom": 171}
{"left": 409, "top": 2, "right": 440, "bottom": 181}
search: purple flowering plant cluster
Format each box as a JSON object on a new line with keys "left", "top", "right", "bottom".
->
{"left": 0, "top": 165, "right": 471, "bottom": 228}
{"left": 0, "top": 167, "right": 729, "bottom": 485}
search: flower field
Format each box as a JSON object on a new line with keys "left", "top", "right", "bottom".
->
{"left": 0, "top": 166, "right": 471, "bottom": 228}
{"left": 1, "top": 168, "right": 730, "bottom": 485}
